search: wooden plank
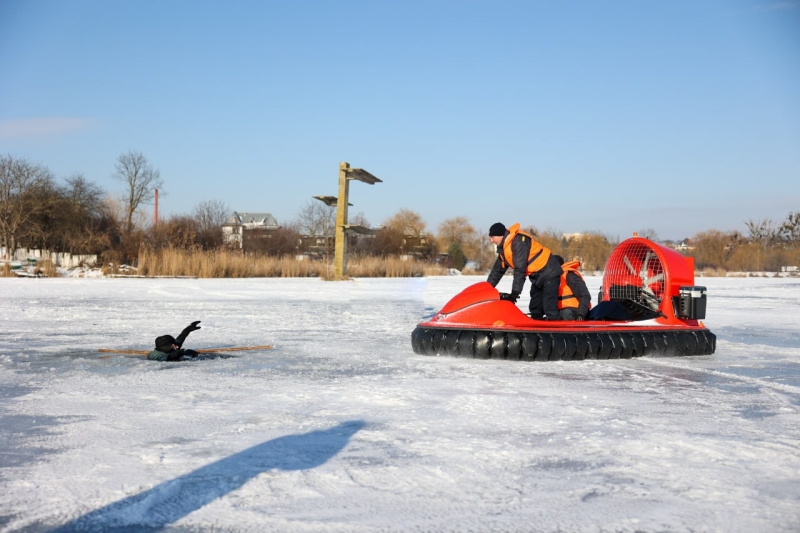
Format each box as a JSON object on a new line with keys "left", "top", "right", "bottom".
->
{"left": 197, "top": 345, "right": 273, "bottom": 353}
{"left": 97, "top": 345, "right": 273, "bottom": 355}
{"left": 98, "top": 349, "right": 150, "bottom": 355}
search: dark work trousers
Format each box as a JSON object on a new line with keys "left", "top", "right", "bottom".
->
{"left": 528, "top": 255, "right": 564, "bottom": 320}
{"left": 529, "top": 275, "right": 561, "bottom": 319}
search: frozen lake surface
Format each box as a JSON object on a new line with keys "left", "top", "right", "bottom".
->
{"left": 1, "top": 275, "right": 799, "bottom": 532}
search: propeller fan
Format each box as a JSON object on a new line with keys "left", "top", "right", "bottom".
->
{"left": 623, "top": 249, "right": 665, "bottom": 310}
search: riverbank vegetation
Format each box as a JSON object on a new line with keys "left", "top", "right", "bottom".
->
{"left": 2, "top": 154, "right": 798, "bottom": 277}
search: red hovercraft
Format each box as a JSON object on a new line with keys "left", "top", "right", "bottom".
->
{"left": 411, "top": 236, "right": 716, "bottom": 361}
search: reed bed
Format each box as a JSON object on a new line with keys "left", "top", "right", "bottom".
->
{"left": 132, "top": 248, "right": 448, "bottom": 278}
{"left": 0, "top": 260, "right": 56, "bottom": 277}
{"left": 339, "top": 256, "right": 446, "bottom": 278}
{"left": 697, "top": 267, "right": 728, "bottom": 277}
{"left": 38, "top": 259, "right": 57, "bottom": 277}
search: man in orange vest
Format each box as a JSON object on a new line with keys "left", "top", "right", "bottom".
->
{"left": 553, "top": 255, "right": 592, "bottom": 321}
{"left": 486, "top": 222, "right": 564, "bottom": 320}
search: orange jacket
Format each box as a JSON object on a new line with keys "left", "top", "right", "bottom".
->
{"left": 557, "top": 261, "right": 592, "bottom": 315}
{"left": 558, "top": 261, "right": 582, "bottom": 309}
{"left": 498, "top": 223, "right": 551, "bottom": 275}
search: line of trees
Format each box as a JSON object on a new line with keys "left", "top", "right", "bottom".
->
{"left": 2, "top": 153, "right": 798, "bottom": 273}
{"left": 0, "top": 152, "right": 229, "bottom": 265}
{"left": 690, "top": 214, "right": 800, "bottom": 272}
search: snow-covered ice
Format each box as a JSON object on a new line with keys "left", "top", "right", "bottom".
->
{"left": 1, "top": 276, "right": 799, "bottom": 532}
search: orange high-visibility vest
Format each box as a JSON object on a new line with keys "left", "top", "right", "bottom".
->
{"left": 499, "top": 223, "right": 551, "bottom": 275}
{"left": 558, "top": 260, "right": 583, "bottom": 309}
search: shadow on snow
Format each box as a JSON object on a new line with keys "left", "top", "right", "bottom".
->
{"left": 54, "top": 420, "right": 365, "bottom": 532}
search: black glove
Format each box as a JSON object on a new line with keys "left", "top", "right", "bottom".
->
{"left": 499, "top": 291, "right": 520, "bottom": 303}
{"left": 576, "top": 315, "right": 586, "bottom": 321}
{"left": 176, "top": 321, "right": 201, "bottom": 347}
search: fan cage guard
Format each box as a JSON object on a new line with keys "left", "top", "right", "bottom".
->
{"left": 602, "top": 240, "right": 668, "bottom": 312}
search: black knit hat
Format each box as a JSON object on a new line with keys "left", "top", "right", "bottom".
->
{"left": 553, "top": 255, "right": 565, "bottom": 266}
{"left": 488, "top": 222, "right": 506, "bottom": 237}
{"left": 155, "top": 335, "right": 177, "bottom": 352}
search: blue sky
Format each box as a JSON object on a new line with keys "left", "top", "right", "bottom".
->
{"left": 1, "top": 0, "right": 798, "bottom": 241}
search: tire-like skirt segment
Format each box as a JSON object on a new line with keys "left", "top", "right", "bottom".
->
{"left": 411, "top": 327, "right": 716, "bottom": 360}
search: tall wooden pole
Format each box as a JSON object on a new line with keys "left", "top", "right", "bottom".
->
{"left": 334, "top": 162, "right": 350, "bottom": 279}
{"left": 154, "top": 189, "right": 159, "bottom": 226}
{"left": 315, "top": 162, "right": 380, "bottom": 280}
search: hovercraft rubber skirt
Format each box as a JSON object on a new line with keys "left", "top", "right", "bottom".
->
{"left": 411, "top": 326, "right": 716, "bottom": 361}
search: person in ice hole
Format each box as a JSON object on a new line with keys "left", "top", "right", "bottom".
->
{"left": 147, "top": 321, "right": 202, "bottom": 361}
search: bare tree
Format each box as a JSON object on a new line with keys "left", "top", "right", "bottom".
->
{"left": 97, "top": 196, "right": 127, "bottom": 253}
{"left": 294, "top": 200, "right": 336, "bottom": 259}
{"left": 148, "top": 215, "right": 198, "bottom": 250}
{"left": 59, "top": 174, "right": 107, "bottom": 253}
{"left": 535, "top": 229, "right": 564, "bottom": 258}
{"left": 193, "top": 199, "right": 229, "bottom": 249}
{"left": 690, "top": 230, "right": 731, "bottom": 270}
{"left": 296, "top": 200, "right": 336, "bottom": 237}
{"left": 745, "top": 218, "right": 779, "bottom": 247}
{"left": 112, "top": 150, "right": 163, "bottom": 234}
{"left": 36, "top": 174, "right": 104, "bottom": 254}
{"left": 637, "top": 228, "right": 659, "bottom": 242}
{"left": 383, "top": 208, "right": 427, "bottom": 237}
{"left": 0, "top": 155, "right": 55, "bottom": 257}
{"left": 437, "top": 216, "right": 479, "bottom": 257}
{"left": 349, "top": 211, "right": 370, "bottom": 228}
{"left": 19, "top": 175, "right": 60, "bottom": 251}
{"left": 780, "top": 211, "right": 800, "bottom": 245}
{"left": 473, "top": 233, "right": 494, "bottom": 270}
{"left": 65, "top": 174, "right": 104, "bottom": 213}
{"left": 567, "top": 233, "right": 615, "bottom": 271}
{"left": 363, "top": 226, "right": 405, "bottom": 256}
{"left": 437, "top": 216, "right": 474, "bottom": 246}
{"left": 380, "top": 209, "right": 437, "bottom": 257}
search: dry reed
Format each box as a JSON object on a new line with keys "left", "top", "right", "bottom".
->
{"left": 38, "top": 259, "right": 57, "bottom": 277}
{"left": 0, "top": 260, "right": 56, "bottom": 277}
{"left": 698, "top": 267, "right": 727, "bottom": 277}
{"left": 134, "top": 248, "right": 448, "bottom": 278}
